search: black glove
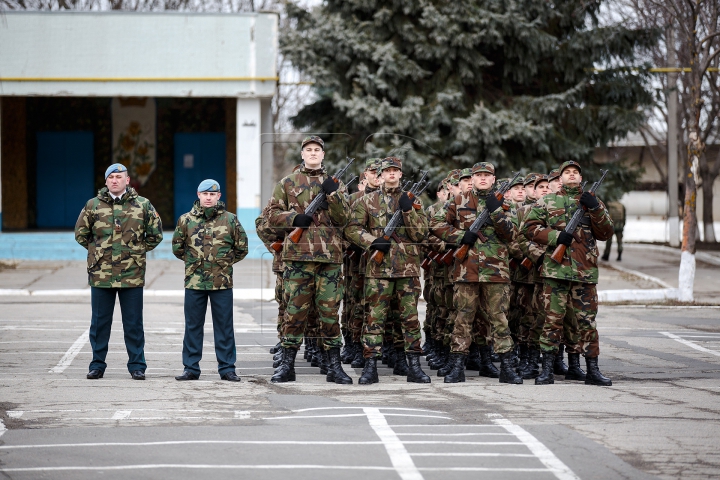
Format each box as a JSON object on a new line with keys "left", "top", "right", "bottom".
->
{"left": 485, "top": 193, "right": 503, "bottom": 213}
{"left": 460, "top": 230, "right": 479, "bottom": 245}
{"left": 536, "top": 253, "right": 545, "bottom": 267}
{"left": 321, "top": 177, "right": 339, "bottom": 195}
{"left": 292, "top": 214, "right": 313, "bottom": 229}
{"left": 349, "top": 243, "right": 364, "bottom": 256}
{"left": 557, "top": 231, "right": 573, "bottom": 247}
{"left": 398, "top": 192, "right": 414, "bottom": 212}
{"left": 579, "top": 192, "right": 599, "bottom": 210}
{"left": 370, "top": 236, "right": 391, "bottom": 254}
{"left": 318, "top": 198, "right": 329, "bottom": 210}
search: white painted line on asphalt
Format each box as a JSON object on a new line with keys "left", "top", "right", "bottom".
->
{"left": 410, "top": 453, "right": 534, "bottom": 457}
{"left": 0, "top": 465, "right": 553, "bottom": 473}
{"left": 49, "top": 328, "right": 89, "bottom": 374}
{"left": 111, "top": 410, "right": 131, "bottom": 420}
{"left": 7, "top": 411, "right": 23, "bottom": 419}
{"left": 294, "top": 407, "right": 446, "bottom": 413}
{"left": 234, "top": 411, "right": 251, "bottom": 419}
{"left": 491, "top": 417, "right": 579, "bottom": 480}
{"left": 396, "top": 433, "right": 513, "bottom": 436}
{"left": 660, "top": 332, "right": 720, "bottom": 357}
{"left": 266, "top": 414, "right": 452, "bottom": 420}
{"left": 364, "top": 407, "right": 423, "bottom": 480}
{"left": 0, "top": 419, "right": 6, "bottom": 438}
{"left": 0, "top": 440, "right": 385, "bottom": 449}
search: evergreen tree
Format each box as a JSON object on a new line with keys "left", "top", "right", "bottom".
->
{"left": 282, "top": 0, "right": 658, "bottom": 198}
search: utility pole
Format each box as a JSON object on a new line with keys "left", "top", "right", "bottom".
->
{"left": 667, "top": 27, "right": 680, "bottom": 247}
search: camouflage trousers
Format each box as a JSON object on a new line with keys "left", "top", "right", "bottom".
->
{"left": 512, "top": 282, "right": 535, "bottom": 346}
{"left": 274, "top": 272, "right": 287, "bottom": 338}
{"left": 452, "top": 282, "right": 514, "bottom": 355}
{"left": 281, "top": 261, "right": 343, "bottom": 350}
{"left": 539, "top": 278, "right": 599, "bottom": 356}
{"left": 422, "top": 274, "right": 435, "bottom": 341}
{"left": 362, "top": 277, "right": 422, "bottom": 358}
{"left": 603, "top": 230, "right": 624, "bottom": 258}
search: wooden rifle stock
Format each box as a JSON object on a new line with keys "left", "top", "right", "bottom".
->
{"left": 453, "top": 244, "right": 470, "bottom": 262}
{"left": 421, "top": 256, "right": 432, "bottom": 271}
{"left": 438, "top": 249, "right": 454, "bottom": 265}
{"left": 270, "top": 239, "right": 283, "bottom": 252}
{"left": 520, "top": 257, "right": 533, "bottom": 270}
{"left": 287, "top": 227, "right": 304, "bottom": 244}
{"left": 550, "top": 244, "right": 567, "bottom": 264}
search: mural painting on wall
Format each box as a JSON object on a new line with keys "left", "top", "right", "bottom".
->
{"left": 112, "top": 97, "right": 156, "bottom": 188}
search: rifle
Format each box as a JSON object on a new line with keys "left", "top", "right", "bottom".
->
{"left": 549, "top": 171, "right": 608, "bottom": 263}
{"left": 275, "top": 157, "right": 355, "bottom": 250}
{"left": 370, "top": 171, "right": 429, "bottom": 265}
{"left": 450, "top": 172, "right": 521, "bottom": 263}
{"left": 421, "top": 250, "right": 442, "bottom": 271}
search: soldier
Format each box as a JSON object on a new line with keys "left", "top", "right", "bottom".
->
{"left": 172, "top": 180, "right": 248, "bottom": 381}
{"left": 75, "top": 163, "right": 163, "bottom": 380}
{"left": 602, "top": 200, "right": 626, "bottom": 261}
{"left": 431, "top": 162, "right": 523, "bottom": 384}
{"left": 267, "top": 136, "right": 353, "bottom": 384}
{"left": 506, "top": 176, "right": 529, "bottom": 347}
{"left": 547, "top": 168, "right": 562, "bottom": 193}
{"left": 345, "top": 157, "right": 431, "bottom": 384}
{"left": 523, "top": 160, "right": 614, "bottom": 386}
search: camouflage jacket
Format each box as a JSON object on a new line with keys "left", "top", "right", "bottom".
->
{"left": 172, "top": 201, "right": 248, "bottom": 290}
{"left": 256, "top": 202, "right": 285, "bottom": 273}
{"left": 430, "top": 188, "right": 516, "bottom": 283}
{"left": 345, "top": 185, "right": 379, "bottom": 275}
{"left": 607, "top": 201, "right": 626, "bottom": 231}
{"left": 523, "top": 186, "right": 613, "bottom": 284}
{"left": 345, "top": 184, "right": 428, "bottom": 278}
{"left": 509, "top": 199, "right": 545, "bottom": 284}
{"left": 75, "top": 187, "right": 163, "bottom": 288}
{"left": 267, "top": 165, "right": 349, "bottom": 264}
{"left": 425, "top": 200, "right": 448, "bottom": 279}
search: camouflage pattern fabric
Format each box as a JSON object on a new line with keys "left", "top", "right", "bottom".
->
{"left": 255, "top": 203, "right": 285, "bottom": 274}
{"left": 539, "top": 278, "right": 600, "bottom": 356}
{"left": 281, "top": 261, "right": 343, "bottom": 350}
{"left": 453, "top": 283, "right": 513, "bottom": 355}
{"left": 268, "top": 165, "right": 349, "bottom": 264}
{"left": 75, "top": 187, "right": 163, "bottom": 288}
{"left": 430, "top": 188, "right": 517, "bottom": 283}
{"left": 275, "top": 272, "right": 287, "bottom": 336}
{"left": 422, "top": 274, "right": 435, "bottom": 341}
{"left": 345, "top": 185, "right": 428, "bottom": 278}
{"left": 362, "top": 277, "right": 422, "bottom": 357}
{"left": 607, "top": 201, "right": 626, "bottom": 232}
{"left": 523, "top": 185, "right": 614, "bottom": 284}
{"left": 512, "top": 283, "right": 535, "bottom": 346}
{"left": 172, "top": 201, "right": 248, "bottom": 290}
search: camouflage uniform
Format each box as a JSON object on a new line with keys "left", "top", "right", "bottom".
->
{"left": 172, "top": 198, "right": 248, "bottom": 378}
{"left": 75, "top": 185, "right": 163, "bottom": 375}
{"left": 256, "top": 204, "right": 286, "bottom": 338}
{"left": 267, "top": 164, "right": 349, "bottom": 351}
{"left": 602, "top": 201, "right": 626, "bottom": 261}
{"left": 345, "top": 183, "right": 428, "bottom": 358}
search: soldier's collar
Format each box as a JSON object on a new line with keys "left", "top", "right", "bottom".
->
{"left": 473, "top": 187, "right": 491, "bottom": 196}
{"left": 382, "top": 184, "right": 402, "bottom": 194}
{"left": 300, "top": 165, "right": 326, "bottom": 176}
{"left": 562, "top": 185, "right": 582, "bottom": 196}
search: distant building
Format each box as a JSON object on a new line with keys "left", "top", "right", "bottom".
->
{"left": 0, "top": 11, "right": 278, "bottom": 231}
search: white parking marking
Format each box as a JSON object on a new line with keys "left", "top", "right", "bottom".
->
{"left": 0, "top": 465, "right": 555, "bottom": 473}
{"left": 491, "top": 417, "right": 579, "bottom": 480}
{"left": 111, "top": 411, "right": 131, "bottom": 420}
{"left": 0, "top": 441, "right": 385, "bottom": 449}
{"left": 660, "top": 331, "right": 720, "bottom": 357}
{"left": 410, "top": 453, "right": 534, "bottom": 457}
{"left": 364, "top": 407, "right": 423, "bottom": 480}
{"left": 234, "top": 411, "right": 251, "bottom": 419}
{"left": 49, "top": 329, "right": 89, "bottom": 373}
{"left": 7, "top": 411, "right": 23, "bottom": 418}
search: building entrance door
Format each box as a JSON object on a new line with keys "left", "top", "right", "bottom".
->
{"left": 36, "top": 131, "right": 94, "bottom": 228}
{"left": 173, "top": 133, "right": 227, "bottom": 222}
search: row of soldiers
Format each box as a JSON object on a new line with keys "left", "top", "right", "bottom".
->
{"left": 257, "top": 135, "right": 614, "bottom": 386}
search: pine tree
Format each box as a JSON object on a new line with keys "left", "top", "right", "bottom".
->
{"left": 282, "top": 0, "right": 658, "bottom": 198}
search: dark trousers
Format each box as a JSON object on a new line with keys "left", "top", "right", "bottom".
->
{"left": 183, "top": 288, "right": 236, "bottom": 377}
{"left": 89, "top": 286, "right": 146, "bottom": 373}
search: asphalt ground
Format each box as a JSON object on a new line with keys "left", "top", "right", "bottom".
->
{"left": 0, "top": 296, "right": 719, "bottom": 479}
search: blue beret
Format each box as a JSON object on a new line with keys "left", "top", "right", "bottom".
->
{"left": 105, "top": 163, "right": 128, "bottom": 179}
{"left": 197, "top": 179, "right": 221, "bottom": 192}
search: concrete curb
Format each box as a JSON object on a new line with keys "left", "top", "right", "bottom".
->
{"left": 624, "top": 243, "right": 720, "bottom": 267}
{"left": 598, "top": 288, "right": 679, "bottom": 303}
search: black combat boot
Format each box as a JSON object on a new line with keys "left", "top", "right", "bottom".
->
{"left": 303, "top": 341, "right": 310, "bottom": 360}
{"left": 271, "top": 347, "right": 297, "bottom": 383}
{"left": 393, "top": 348, "right": 409, "bottom": 375}
{"left": 477, "top": 345, "right": 500, "bottom": 378}
{"left": 516, "top": 344, "right": 529, "bottom": 375}
{"left": 340, "top": 336, "right": 353, "bottom": 364}
{"left": 443, "top": 354, "right": 466, "bottom": 383}
{"left": 429, "top": 346, "right": 449, "bottom": 370}
{"left": 498, "top": 351, "right": 523, "bottom": 384}
{"left": 326, "top": 347, "right": 353, "bottom": 384}
{"left": 273, "top": 347, "right": 285, "bottom": 369}
{"left": 521, "top": 347, "right": 540, "bottom": 379}
{"left": 420, "top": 339, "right": 431, "bottom": 356}
{"left": 309, "top": 339, "right": 320, "bottom": 366}
{"left": 617, "top": 251, "right": 622, "bottom": 262}
{"left": 351, "top": 342, "right": 366, "bottom": 368}
{"left": 565, "top": 353, "right": 587, "bottom": 381}
{"left": 318, "top": 348, "right": 329, "bottom": 375}
{"left": 585, "top": 356, "right": 612, "bottom": 386}
{"left": 465, "top": 342, "right": 482, "bottom": 371}
{"left": 554, "top": 344, "right": 568, "bottom": 375}
{"left": 601, "top": 252, "right": 609, "bottom": 261}
{"left": 490, "top": 345, "right": 500, "bottom": 363}
{"left": 381, "top": 341, "right": 391, "bottom": 364}
{"left": 387, "top": 347, "right": 397, "bottom": 368}
{"left": 269, "top": 341, "right": 281, "bottom": 354}
{"left": 425, "top": 339, "right": 437, "bottom": 363}
{"left": 535, "top": 352, "right": 555, "bottom": 385}
{"left": 358, "top": 357, "right": 379, "bottom": 385}
{"left": 407, "top": 353, "right": 431, "bottom": 383}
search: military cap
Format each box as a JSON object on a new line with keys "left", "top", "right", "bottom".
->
{"left": 447, "top": 169, "right": 461, "bottom": 186}
{"left": 548, "top": 168, "right": 561, "bottom": 181}
{"left": 301, "top": 135, "right": 324, "bottom": 150}
{"left": 197, "top": 179, "right": 221, "bottom": 192}
{"left": 533, "top": 174, "right": 549, "bottom": 186}
{"left": 365, "top": 158, "right": 382, "bottom": 171}
{"left": 437, "top": 179, "right": 448, "bottom": 192}
{"left": 523, "top": 172, "right": 542, "bottom": 186}
{"left": 559, "top": 160, "right": 582, "bottom": 174}
{"left": 508, "top": 175, "right": 524, "bottom": 188}
{"left": 105, "top": 163, "right": 128, "bottom": 179}
{"left": 472, "top": 162, "right": 495, "bottom": 174}
{"left": 379, "top": 156, "right": 402, "bottom": 172}
{"left": 458, "top": 168, "right": 473, "bottom": 180}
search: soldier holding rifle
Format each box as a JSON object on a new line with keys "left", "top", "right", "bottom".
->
{"left": 522, "top": 161, "right": 614, "bottom": 386}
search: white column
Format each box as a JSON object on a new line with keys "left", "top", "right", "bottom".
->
{"left": 236, "top": 97, "right": 262, "bottom": 230}
{"left": 0, "top": 97, "right": 3, "bottom": 232}
{"left": 260, "top": 98, "right": 274, "bottom": 206}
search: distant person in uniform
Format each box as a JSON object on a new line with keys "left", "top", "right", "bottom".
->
{"left": 75, "top": 163, "right": 163, "bottom": 380}
{"left": 602, "top": 201, "right": 626, "bottom": 262}
{"left": 172, "top": 179, "right": 249, "bottom": 381}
